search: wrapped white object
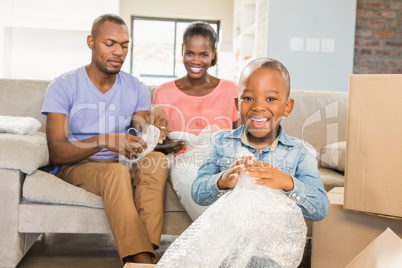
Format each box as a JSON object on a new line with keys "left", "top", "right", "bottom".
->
{"left": 167, "top": 125, "right": 222, "bottom": 220}
{"left": 167, "top": 124, "right": 222, "bottom": 168}
{"left": 0, "top": 116, "right": 41, "bottom": 135}
{"left": 157, "top": 149, "right": 307, "bottom": 268}
{"left": 119, "top": 125, "right": 160, "bottom": 170}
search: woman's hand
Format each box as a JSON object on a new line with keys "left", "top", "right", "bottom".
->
{"left": 155, "top": 138, "right": 186, "bottom": 155}
{"left": 217, "top": 156, "right": 254, "bottom": 190}
{"left": 146, "top": 106, "right": 169, "bottom": 144}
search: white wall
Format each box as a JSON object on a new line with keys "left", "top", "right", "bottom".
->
{"left": 119, "top": 0, "right": 236, "bottom": 80}
{"left": 0, "top": 0, "right": 119, "bottom": 80}
{"left": 120, "top": 0, "right": 234, "bottom": 51}
{"left": 266, "top": 0, "right": 357, "bottom": 92}
{"left": 0, "top": 0, "right": 235, "bottom": 81}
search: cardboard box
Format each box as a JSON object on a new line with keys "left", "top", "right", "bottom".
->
{"left": 346, "top": 228, "right": 402, "bottom": 268}
{"left": 344, "top": 74, "right": 402, "bottom": 218}
{"left": 312, "top": 187, "right": 402, "bottom": 268}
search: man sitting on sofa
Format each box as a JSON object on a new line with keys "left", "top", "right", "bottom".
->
{"left": 42, "top": 13, "right": 168, "bottom": 264}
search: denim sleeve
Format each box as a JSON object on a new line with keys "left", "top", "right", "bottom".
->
{"left": 285, "top": 145, "right": 329, "bottom": 221}
{"left": 191, "top": 136, "right": 227, "bottom": 206}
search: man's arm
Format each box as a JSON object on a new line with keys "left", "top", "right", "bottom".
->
{"left": 46, "top": 113, "right": 145, "bottom": 166}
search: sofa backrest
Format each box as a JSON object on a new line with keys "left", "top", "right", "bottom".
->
{"left": 0, "top": 79, "right": 158, "bottom": 133}
{"left": 0, "top": 79, "right": 50, "bottom": 132}
{"left": 282, "top": 90, "right": 348, "bottom": 153}
{"left": 0, "top": 79, "right": 348, "bottom": 154}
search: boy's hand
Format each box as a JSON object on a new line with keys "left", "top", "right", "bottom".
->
{"left": 217, "top": 156, "right": 254, "bottom": 190}
{"left": 244, "top": 160, "right": 294, "bottom": 191}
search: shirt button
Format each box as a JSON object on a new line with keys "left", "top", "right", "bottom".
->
{"left": 296, "top": 196, "right": 301, "bottom": 201}
{"left": 292, "top": 193, "right": 296, "bottom": 198}
{"left": 252, "top": 150, "right": 257, "bottom": 153}
{"left": 226, "top": 160, "right": 230, "bottom": 164}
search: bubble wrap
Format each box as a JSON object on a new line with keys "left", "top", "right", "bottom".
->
{"left": 166, "top": 124, "right": 223, "bottom": 169}
{"left": 119, "top": 125, "right": 160, "bottom": 170}
{"left": 157, "top": 149, "right": 307, "bottom": 268}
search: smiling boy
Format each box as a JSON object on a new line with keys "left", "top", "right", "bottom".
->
{"left": 192, "top": 58, "right": 329, "bottom": 221}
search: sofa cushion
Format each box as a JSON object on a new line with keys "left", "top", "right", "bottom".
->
{"left": 319, "top": 167, "right": 344, "bottom": 192}
{"left": 282, "top": 90, "right": 348, "bottom": 154}
{"left": 320, "top": 141, "right": 346, "bottom": 172}
{"left": 23, "top": 170, "right": 104, "bottom": 209}
{"left": 0, "top": 133, "right": 49, "bottom": 174}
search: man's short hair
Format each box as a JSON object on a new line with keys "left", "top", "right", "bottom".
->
{"left": 91, "top": 14, "right": 127, "bottom": 37}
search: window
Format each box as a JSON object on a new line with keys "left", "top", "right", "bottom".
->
{"left": 130, "top": 16, "right": 220, "bottom": 85}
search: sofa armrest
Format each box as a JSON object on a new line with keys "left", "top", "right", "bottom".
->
{"left": 0, "top": 133, "right": 49, "bottom": 174}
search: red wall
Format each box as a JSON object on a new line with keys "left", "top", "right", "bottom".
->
{"left": 354, "top": 0, "right": 402, "bottom": 74}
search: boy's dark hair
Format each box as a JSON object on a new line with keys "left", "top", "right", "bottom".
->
{"left": 182, "top": 21, "right": 218, "bottom": 67}
{"left": 239, "top": 58, "right": 291, "bottom": 95}
{"left": 91, "top": 14, "right": 127, "bottom": 37}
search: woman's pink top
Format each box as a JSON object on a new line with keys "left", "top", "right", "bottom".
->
{"left": 152, "top": 79, "right": 239, "bottom": 135}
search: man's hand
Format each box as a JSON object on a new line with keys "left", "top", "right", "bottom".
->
{"left": 155, "top": 138, "right": 186, "bottom": 155}
{"left": 99, "top": 133, "right": 147, "bottom": 159}
{"left": 146, "top": 106, "right": 168, "bottom": 144}
{"left": 244, "top": 160, "right": 294, "bottom": 191}
{"left": 217, "top": 156, "right": 254, "bottom": 190}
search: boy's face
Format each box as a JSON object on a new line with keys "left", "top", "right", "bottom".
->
{"left": 238, "top": 67, "right": 294, "bottom": 145}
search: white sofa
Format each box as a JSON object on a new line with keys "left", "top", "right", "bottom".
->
{"left": 0, "top": 79, "right": 348, "bottom": 267}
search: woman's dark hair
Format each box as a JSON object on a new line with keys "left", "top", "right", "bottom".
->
{"left": 183, "top": 21, "right": 218, "bottom": 67}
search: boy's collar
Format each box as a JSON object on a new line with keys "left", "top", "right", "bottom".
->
{"left": 241, "top": 128, "right": 280, "bottom": 151}
{"left": 226, "top": 125, "right": 245, "bottom": 139}
{"left": 227, "top": 125, "right": 295, "bottom": 147}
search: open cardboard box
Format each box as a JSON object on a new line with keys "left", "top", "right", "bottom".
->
{"left": 312, "top": 187, "right": 402, "bottom": 268}
{"left": 346, "top": 227, "right": 402, "bottom": 268}
{"left": 344, "top": 74, "right": 402, "bottom": 218}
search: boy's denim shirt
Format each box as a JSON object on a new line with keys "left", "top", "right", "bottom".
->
{"left": 192, "top": 125, "right": 329, "bottom": 221}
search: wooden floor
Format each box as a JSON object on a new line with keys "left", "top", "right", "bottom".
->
{"left": 16, "top": 233, "right": 176, "bottom": 268}
{"left": 16, "top": 234, "right": 311, "bottom": 267}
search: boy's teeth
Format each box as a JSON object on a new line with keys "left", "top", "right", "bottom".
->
{"left": 252, "top": 118, "right": 267, "bottom": 122}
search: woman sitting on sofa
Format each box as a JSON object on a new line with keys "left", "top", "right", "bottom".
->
{"left": 152, "top": 21, "right": 239, "bottom": 220}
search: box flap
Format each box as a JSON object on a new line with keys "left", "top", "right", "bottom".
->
{"left": 328, "top": 187, "right": 344, "bottom": 205}
{"left": 346, "top": 228, "right": 402, "bottom": 268}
